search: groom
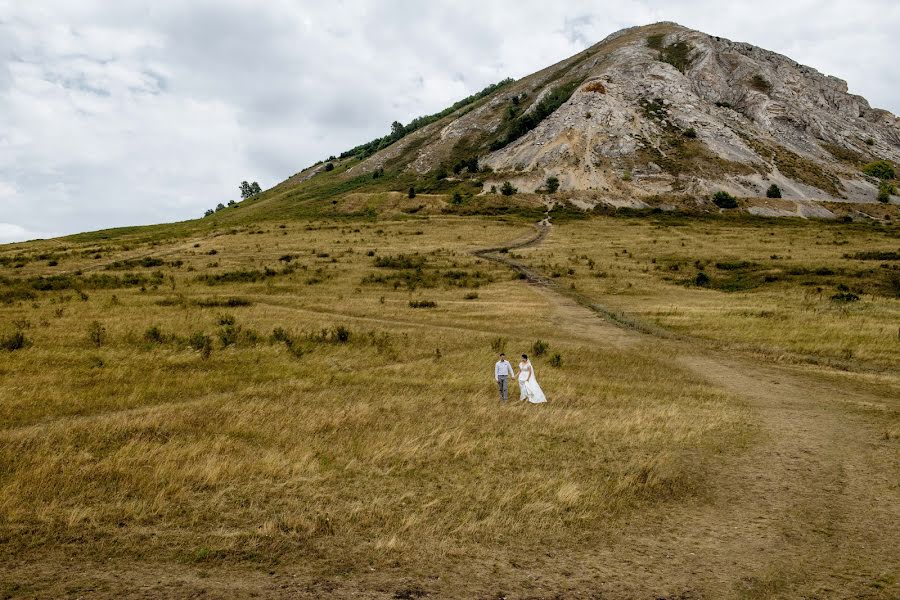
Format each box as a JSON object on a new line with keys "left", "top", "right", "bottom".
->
{"left": 494, "top": 353, "right": 515, "bottom": 402}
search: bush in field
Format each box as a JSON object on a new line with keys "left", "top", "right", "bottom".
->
{"left": 409, "top": 299, "right": 436, "bottom": 308}
{"left": 500, "top": 181, "right": 517, "bottom": 196}
{"left": 1, "top": 330, "right": 28, "bottom": 351}
{"left": 189, "top": 332, "right": 213, "bottom": 359}
{"left": 333, "top": 325, "right": 351, "bottom": 343}
{"left": 531, "top": 339, "right": 549, "bottom": 357}
{"left": 88, "top": 321, "right": 105, "bottom": 347}
{"left": 862, "top": 160, "right": 894, "bottom": 180}
{"left": 545, "top": 176, "right": 560, "bottom": 193}
{"left": 766, "top": 184, "right": 782, "bottom": 199}
{"left": 712, "top": 191, "right": 738, "bottom": 208}
{"left": 144, "top": 325, "right": 165, "bottom": 344}
{"left": 695, "top": 272, "right": 711, "bottom": 286}
{"left": 549, "top": 353, "right": 563, "bottom": 368}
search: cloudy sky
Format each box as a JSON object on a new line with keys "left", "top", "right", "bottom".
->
{"left": 1, "top": 1, "right": 898, "bottom": 242}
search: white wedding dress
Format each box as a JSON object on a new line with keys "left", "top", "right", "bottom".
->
{"left": 518, "top": 361, "right": 547, "bottom": 404}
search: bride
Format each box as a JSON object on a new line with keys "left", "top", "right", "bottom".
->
{"left": 517, "top": 354, "right": 547, "bottom": 404}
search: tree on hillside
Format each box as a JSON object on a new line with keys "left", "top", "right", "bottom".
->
{"left": 408, "top": 186, "right": 416, "bottom": 199}
{"left": 204, "top": 209, "right": 214, "bottom": 217}
{"left": 545, "top": 176, "right": 560, "bottom": 194}
{"left": 240, "top": 181, "right": 263, "bottom": 199}
{"left": 766, "top": 184, "right": 782, "bottom": 198}
{"left": 391, "top": 121, "right": 405, "bottom": 139}
{"left": 500, "top": 181, "right": 517, "bottom": 196}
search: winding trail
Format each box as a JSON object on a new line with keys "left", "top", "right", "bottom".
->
{"left": 473, "top": 220, "right": 900, "bottom": 599}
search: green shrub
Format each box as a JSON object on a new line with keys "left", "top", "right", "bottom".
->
{"left": 646, "top": 34, "right": 665, "bottom": 50}
{"left": 189, "top": 332, "right": 213, "bottom": 359}
{"left": 683, "top": 127, "right": 697, "bottom": 139}
{"left": 549, "top": 353, "right": 563, "bottom": 368}
{"left": 409, "top": 299, "right": 437, "bottom": 308}
{"left": 408, "top": 186, "right": 416, "bottom": 199}
{"left": 500, "top": 181, "right": 517, "bottom": 196}
{"left": 659, "top": 41, "right": 694, "bottom": 73}
{"left": 1, "top": 330, "right": 28, "bottom": 351}
{"left": 374, "top": 254, "right": 426, "bottom": 269}
{"left": 333, "top": 325, "right": 351, "bottom": 343}
{"left": 531, "top": 339, "right": 549, "bottom": 357}
{"left": 144, "top": 325, "right": 165, "bottom": 344}
{"left": 766, "top": 184, "right": 782, "bottom": 199}
{"left": 862, "top": 160, "right": 895, "bottom": 180}
{"left": 545, "top": 176, "right": 560, "bottom": 193}
{"left": 695, "top": 272, "right": 710, "bottom": 286}
{"left": 218, "top": 324, "right": 239, "bottom": 347}
{"left": 712, "top": 191, "right": 738, "bottom": 208}
{"left": 831, "top": 291, "right": 860, "bottom": 303}
{"left": 216, "top": 313, "right": 236, "bottom": 326}
{"left": 877, "top": 181, "right": 895, "bottom": 203}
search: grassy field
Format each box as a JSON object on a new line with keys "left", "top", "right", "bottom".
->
{"left": 1, "top": 211, "right": 897, "bottom": 597}
{"left": 515, "top": 214, "right": 900, "bottom": 379}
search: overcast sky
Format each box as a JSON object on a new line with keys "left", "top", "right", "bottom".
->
{"left": 1, "top": 1, "right": 898, "bottom": 242}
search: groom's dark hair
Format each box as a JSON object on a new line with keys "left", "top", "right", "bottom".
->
{"left": 499, "top": 353, "right": 505, "bottom": 357}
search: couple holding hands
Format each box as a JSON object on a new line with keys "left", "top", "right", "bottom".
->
{"left": 494, "top": 353, "right": 547, "bottom": 404}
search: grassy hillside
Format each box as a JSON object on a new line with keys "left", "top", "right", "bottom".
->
{"left": 1, "top": 207, "right": 898, "bottom": 597}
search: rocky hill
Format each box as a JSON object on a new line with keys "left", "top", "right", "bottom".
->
{"left": 272, "top": 22, "right": 899, "bottom": 219}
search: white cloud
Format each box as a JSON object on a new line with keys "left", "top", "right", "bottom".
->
{"left": 0, "top": 0, "right": 898, "bottom": 243}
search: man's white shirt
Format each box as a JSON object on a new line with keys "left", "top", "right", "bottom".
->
{"left": 495, "top": 360, "right": 514, "bottom": 380}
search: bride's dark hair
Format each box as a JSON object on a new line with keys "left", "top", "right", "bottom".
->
{"left": 521, "top": 354, "right": 528, "bottom": 360}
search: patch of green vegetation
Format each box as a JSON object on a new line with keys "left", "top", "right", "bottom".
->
{"left": 196, "top": 266, "right": 294, "bottom": 286}
{"left": 862, "top": 160, "right": 895, "bottom": 180}
{"left": 844, "top": 250, "right": 900, "bottom": 261}
{"left": 743, "top": 136, "right": 844, "bottom": 196}
{"left": 712, "top": 191, "right": 738, "bottom": 209}
{"left": 27, "top": 272, "right": 161, "bottom": 291}
{"left": 877, "top": 180, "right": 896, "bottom": 203}
{"left": 639, "top": 97, "right": 668, "bottom": 121}
{"left": 658, "top": 41, "right": 695, "bottom": 73}
{"left": 822, "top": 143, "right": 864, "bottom": 165}
{"left": 373, "top": 254, "right": 427, "bottom": 269}
{"left": 364, "top": 253, "right": 492, "bottom": 290}
{"left": 488, "top": 79, "right": 583, "bottom": 151}
{"left": 646, "top": 34, "right": 665, "bottom": 50}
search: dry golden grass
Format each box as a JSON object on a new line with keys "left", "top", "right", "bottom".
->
{"left": 516, "top": 215, "right": 900, "bottom": 379}
{"left": 0, "top": 217, "right": 752, "bottom": 594}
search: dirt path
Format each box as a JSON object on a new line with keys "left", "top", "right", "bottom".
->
{"left": 477, "top": 221, "right": 900, "bottom": 598}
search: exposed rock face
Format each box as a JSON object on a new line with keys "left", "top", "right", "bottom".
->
{"left": 350, "top": 22, "right": 899, "bottom": 206}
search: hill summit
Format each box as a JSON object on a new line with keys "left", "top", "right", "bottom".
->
{"left": 270, "top": 22, "right": 899, "bottom": 218}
